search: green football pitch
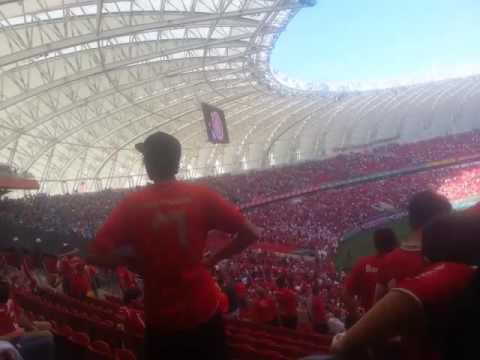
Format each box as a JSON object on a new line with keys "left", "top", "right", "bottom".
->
{"left": 335, "top": 217, "right": 411, "bottom": 272}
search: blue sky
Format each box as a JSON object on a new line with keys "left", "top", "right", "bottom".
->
{"left": 271, "top": 0, "right": 480, "bottom": 85}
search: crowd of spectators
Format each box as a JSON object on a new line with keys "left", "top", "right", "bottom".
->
{"left": 247, "top": 164, "right": 480, "bottom": 254}
{"left": 1, "top": 131, "right": 480, "bottom": 345}
{"left": 1, "top": 130, "right": 479, "bottom": 246}
{"left": 214, "top": 249, "right": 345, "bottom": 333}
{"left": 207, "top": 130, "right": 480, "bottom": 203}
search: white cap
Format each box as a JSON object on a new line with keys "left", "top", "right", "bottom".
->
{"left": 35, "top": 238, "right": 42, "bottom": 243}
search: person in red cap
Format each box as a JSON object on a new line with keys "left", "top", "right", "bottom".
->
{"left": 89, "top": 131, "right": 258, "bottom": 360}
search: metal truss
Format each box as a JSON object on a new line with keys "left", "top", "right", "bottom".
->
{"left": 0, "top": 0, "right": 480, "bottom": 194}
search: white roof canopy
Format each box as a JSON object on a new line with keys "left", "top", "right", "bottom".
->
{"left": 1, "top": 0, "right": 479, "bottom": 193}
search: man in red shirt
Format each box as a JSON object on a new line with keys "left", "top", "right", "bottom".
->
{"left": 332, "top": 262, "right": 476, "bottom": 360}
{"left": 275, "top": 276, "right": 298, "bottom": 329}
{"left": 116, "top": 266, "right": 138, "bottom": 295}
{"left": 375, "top": 191, "right": 452, "bottom": 302}
{"left": 89, "top": 132, "right": 258, "bottom": 360}
{"left": 251, "top": 288, "right": 277, "bottom": 326}
{"left": 70, "top": 263, "right": 91, "bottom": 300}
{"left": 343, "top": 228, "right": 398, "bottom": 324}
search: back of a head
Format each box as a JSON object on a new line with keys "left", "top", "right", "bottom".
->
{"left": 422, "top": 213, "right": 480, "bottom": 265}
{"left": 408, "top": 190, "right": 452, "bottom": 231}
{"left": 137, "top": 132, "right": 181, "bottom": 181}
{"left": 423, "top": 213, "right": 480, "bottom": 359}
{"left": 0, "top": 281, "right": 10, "bottom": 304}
{"left": 373, "top": 228, "right": 398, "bottom": 254}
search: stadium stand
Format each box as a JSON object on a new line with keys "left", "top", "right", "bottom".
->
{"left": 1, "top": 0, "right": 480, "bottom": 358}
{"left": 1, "top": 131, "right": 480, "bottom": 359}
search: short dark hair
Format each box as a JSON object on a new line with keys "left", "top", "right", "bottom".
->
{"left": 139, "top": 132, "right": 181, "bottom": 180}
{"left": 422, "top": 213, "right": 480, "bottom": 265}
{"left": 0, "top": 281, "right": 10, "bottom": 304}
{"left": 408, "top": 190, "right": 452, "bottom": 230}
{"left": 373, "top": 228, "right": 398, "bottom": 254}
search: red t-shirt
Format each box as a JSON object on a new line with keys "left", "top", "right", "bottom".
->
{"left": 391, "top": 262, "right": 475, "bottom": 360}
{"left": 311, "top": 295, "right": 326, "bottom": 325}
{"left": 394, "top": 262, "right": 475, "bottom": 312}
{"left": 276, "top": 289, "right": 297, "bottom": 318}
{"left": 92, "top": 181, "right": 248, "bottom": 332}
{"left": 377, "top": 246, "right": 425, "bottom": 290}
{"left": 344, "top": 254, "right": 384, "bottom": 310}
{"left": 117, "top": 266, "right": 137, "bottom": 292}
{"left": 70, "top": 272, "right": 91, "bottom": 298}
{"left": 252, "top": 298, "right": 277, "bottom": 324}
{"left": 235, "top": 282, "right": 247, "bottom": 300}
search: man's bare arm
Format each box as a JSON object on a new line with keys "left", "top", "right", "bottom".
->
{"left": 205, "top": 221, "right": 258, "bottom": 268}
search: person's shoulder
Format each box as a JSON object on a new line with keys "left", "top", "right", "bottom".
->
{"left": 116, "top": 188, "right": 147, "bottom": 205}
{"left": 181, "top": 182, "right": 220, "bottom": 197}
{"left": 393, "top": 262, "right": 476, "bottom": 305}
{"left": 385, "top": 247, "right": 420, "bottom": 262}
{"left": 416, "top": 262, "right": 474, "bottom": 280}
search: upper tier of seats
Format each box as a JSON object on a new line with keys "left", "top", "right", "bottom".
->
{"left": 1, "top": 130, "right": 479, "bottom": 253}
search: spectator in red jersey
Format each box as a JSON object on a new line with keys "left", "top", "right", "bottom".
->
{"left": 310, "top": 284, "right": 328, "bottom": 334}
{"left": 251, "top": 288, "right": 278, "bottom": 326}
{"left": 89, "top": 132, "right": 258, "bottom": 360}
{"left": 116, "top": 266, "right": 138, "bottom": 295}
{"left": 374, "top": 190, "right": 452, "bottom": 302}
{"left": 419, "top": 212, "right": 480, "bottom": 360}
{"left": 57, "top": 246, "right": 79, "bottom": 296}
{"left": 343, "top": 228, "right": 398, "bottom": 325}
{"left": 330, "top": 212, "right": 480, "bottom": 360}
{"left": 275, "top": 276, "right": 298, "bottom": 329}
{"left": 217, "top": 286, "right": 229, "bottom": 315}
{"left": 70, "top": 263, "right": 91, "bottom": 300}
{"left": 235, "top": 280, "right": 247, "bottom": 307}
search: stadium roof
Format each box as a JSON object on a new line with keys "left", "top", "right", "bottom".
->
{"left": 0, "top": 0, "right": 479, "bottom": 194}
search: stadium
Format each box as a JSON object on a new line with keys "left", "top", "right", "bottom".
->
{"left": 0, "top": 1, "right": 480, "bottom": 359}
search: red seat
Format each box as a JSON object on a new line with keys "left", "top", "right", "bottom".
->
{"left": 90, "top": 341, "right": 111, "bottom": 353}
{"left": 114, "top": 349, "right": 137, "bottom": 360}
{"left": 53, "top": 324, "right": 73, "bottom": 337}
{"left": 66, "top": 331, "right": 90, "bottom": 360}
{"left": 256, "top": 349, "right": 289, "bottom": 360}
{"left": 87, "top": 341, "right": 113, "bottom": 360}
{"left": 52, "top": 323, "right": 74, "bottom": 359}
{"left": 92, "top": 321, "right": 124, "bottom": 347}
{"left": 69, "top": 331, "right": 90, "bottom": 346}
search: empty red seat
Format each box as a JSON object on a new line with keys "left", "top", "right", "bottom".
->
{"left": 69, "top": 331, "right": 90, "bottom": 346}
{"left": 53, "top": 324, "right": 73, "bottom": 337}
{"left": 114, "top": 349, "right": 137, "bottom": 360}
{"left": 87, "top": 341, "right": 113, "bottom": 360}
